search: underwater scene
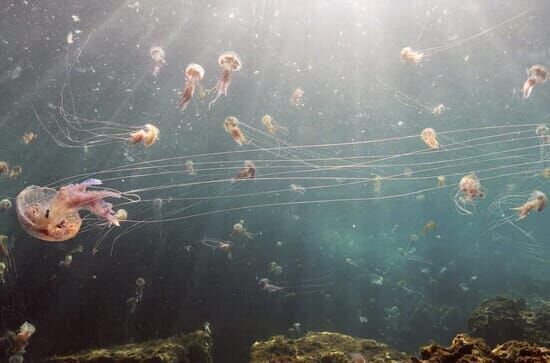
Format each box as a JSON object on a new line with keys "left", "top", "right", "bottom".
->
{"left": 0, "top": 1, "right": 549, "bottom": 362}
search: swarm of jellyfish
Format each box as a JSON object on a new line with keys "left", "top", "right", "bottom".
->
{"left": 150, "top": 46, "right": 166, "bottom": 77}
{"left": 209, "top": 51, "right": 242, "bottom": 108}
{"left": 223, "top": 116, "right": 248, "bottom": 146}
{"left": 522, "top": 65, "right": 547, "bottom": 99}
{"left": 129, "top": 123, "right": 160, "bottom": 147}
{"left": 178, "top": 63, "right": 205, "bottom": 111}
{"left": 16, "top": 179, "right": 121, "bottom": 242}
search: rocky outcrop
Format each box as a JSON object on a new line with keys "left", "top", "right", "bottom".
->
{"left": 46, "top": 330, "right": 213, "bottom": 363}
{"left": 249, "top": 331, "right": 408, "bottom": 363}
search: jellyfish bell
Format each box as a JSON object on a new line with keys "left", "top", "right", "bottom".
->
{"left": 129, "top": 123, "right": 159, "bottom": 147}
{"left": 421, "top": 128, "right": 440, "bottom": 150}
{"left": 218, "top": 51, "right": 242, "bottom": 71}
{"left": 186, "top": 63, "right": 205, "bottom": 80}
{"left": 114, "top": 209, "right": 128, "bottom": 222}
{"left": 400, "top": 47, "right": 423, "bottom": 64}
{"left": 15, "top": 179, "right": 121, "bottom": 242}
{"left": 437, "top": 176, "right": 446, "bottom": 187}
{"left": 535, "top": 125, "right": 549, "bottom": 136}
{"left": 136, "top": 277, "right": 146, "bottom": 288}
{"left": 0, "top": 198, "right": 12, "bottom": 211}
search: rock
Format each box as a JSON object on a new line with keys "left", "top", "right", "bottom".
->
{"left": 249, "top": 331, "right": 407, "bottom": 363}
{"left": 46, "top": 330, "right": 213, "bottom": 363}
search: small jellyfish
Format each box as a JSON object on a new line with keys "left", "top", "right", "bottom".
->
{"left": 269, "top": 261, "right": 283, "bottom": 276}
{"left": 536, "top": 125, "right": 549, "bottom": 159}
{"left": 16, "top": 179, "right": 121, "bottom": 242}
{"left": 1, "top": 198, "right": 12, "bottom": 211}
{"left": 543, "top": 167, "right": 550, "bottom": 179}
{"left": 522, "top": 65, "right": 547, "bottom": 99}
{"left": 261, "top": 114, "right": 288, "bottom": 135}
{"left": 511, "top": 190, "right": 547, "bottom": 220}
{"left": 129, "top": 123, "right": 160, "bottom": 147}
{"left": 185, "top": 160, "right": 197, "bottom": 176}
{"left": 135, "top": 277, "right": 145, "bottom": 303}
{"left": 178, "top": 63, "right": 205, "bottom": 111}
{"left": 22, "top": 132, "right": 37, "bottom": 144}
{"left": 231, "top": 220, "right": 254, "bottom": 239}
{"left": 59, "top": 254, "right": 73, "bottom": 268}
{"left": 437, "top": 176, "right": 446, "bottom": 187}
{"left": 114, "top": 209, "right": 128, "bottom": 222}
{"left": 12, "top": 322, "right": 36, "bottom": 353}
{"left": 150, "top": 46, "right": 166, "bottom": 77}
{"left": 432, "top": 104, "right": 445, "bottom": 116}
{"left": 289, "top": 184, "right": 306, "bottom": 194}
{"left": 199, "top": 237, "right": 233, "bottom": 259}
{"left": 421, "top": 128, "right": 440, "bottom": 150}
{"left": 403, "top": 167, "right": 413, "bottom": 177}
{"left": 290, "top": 88, "right": 304, "bottom": 106}
{"left": 423, "top": 219, "right": 436, "bottom": 236}
{"left": 0, "top": 161, "right": 9, "bottom": 176}
{"left": 209, "top": 51, "right": 242, "bottom": 108}
{"left": 233, "top": 160, "right": 256, "bottom": 181}
{"left": 454, "top": 173, "right": 485, "bottom": 215}
{"left": 0, "top": 262, "right": 6, "bottom": 284}
{"left": 223, "top": 116, "right": 248, "bottom": 146}
{"left": 9, "top": 165, "right": 22, "bottom": 180}
{"left": 0, "top": 235, "right": 8, "bottom": 257}
{"left": 400, "top": 47, "right": 423, "bottom": 64}
{"left": 373, "top": 175, "right": 382, "bottom": 194}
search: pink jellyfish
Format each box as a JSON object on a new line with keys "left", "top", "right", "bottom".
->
{"left": 522, "top": 65, "right": 547, "bottom": 99}
{"left": 178, "top": 63, "right": 205, "bottom": 111}
{"left": 16, "top": 179, "right": 121, "bottom": 242}
{"left": 209, "top": 51, "right": 242, "bottom": 109}
{"left": 150, "top": 46, "right": 166, "bottom": 77}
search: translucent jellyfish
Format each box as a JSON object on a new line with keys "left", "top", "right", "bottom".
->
{"left": 223, "top": 116, "right": 248, "bottom": 146}
{"left": 261, "top": 114, "right": 288, "bottom": 135}
{"left": 453, "top": 173, "right": 485, "bottom": 215}
{"left": 373, "top": 175, "right": 382, "bottom": 194}
{"left": 199, "top": 237, "right": 233, "bottom": 259}
{"left": 22, "top": 132, "right": 37, "bottom": 144}
{"left": 511, "top": 190, "right": 547, "bottom": 220}
{"left": 209, "top": 51, "right": 242, "bottom": 108}
{"left": 269, "top": 261, "right": 283, "bottom": 276}
{"left": 535, "top": 125, "right": 549, "bottom": 160}
{"left": 9, "top": 165, "right": 22, "bottom": 180}
{"left": 423, "top": 219, "right": 436, "bottom": 236}
{"left": 400, "top": 47, "right": 423, "bottom": 64}
{"left": 150, "top": 46, "right": 166, "bottom": 77}
{"left": 16, "top": 179, "right": 121, "bottom": 242}
{"left": 421, "top": 128, "right": 440, "bottom": 150}
{"left": 178, "top": 63, "right": 205, "bottom": 111}
{"left": 129, "top": 123, "right": 160, "bottom": 147}
{"left": 1, "top": 198, "right": 12, "bottom": 211}
{"left": 0, "top": 161, "right": 8, "bottom": 176}
{"left": 543, "top": 167, "right": 550, "bottom": 179}
{"left": 437, "top": 176, "right": 446, "bottom": 187}
{"left": 258, "top": 276, "right": 331, "bottom": 296}
{"left": 114, "top": 209, "right": 128, "bottom": 222}
{"left": 135, "top": 277, "right": 145, "bottom": 303}
{"left": 185, "top": 160, "right": 197, "bottom": 176}
{"left": 231, "top": 219, "right": 255, "bottom": 239}
{"left": 59, "top": 254, "right": 72, "bottom": 268}
{"left": 289, "top": 184, "right": 306, "bottom": 194}
{"left": 290, "top": 88, "right": 304, "bottom": 106}
{"left": 522, "top": 65, "right": 547, "bottom": 99}
{"left": 0, "top": 262, "right": 6, "bottom": 284}
{"left": 233, "top": 160, "right": 256, "bottom": 181}
{"left": 432, "top": 104, "right": 445, "bottom": 116}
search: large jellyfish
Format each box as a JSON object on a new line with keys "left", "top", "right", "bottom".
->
{"left": 522, "top": 65, "right": 547, "bottom": 99}
{"left": 178, "top": 63, "right": 205, "bottom": 111}
{"left": 209, "top": 51, "right": 242, "bottom": 109}
{"left": 16, "top": 179, "right": 121, "bottom": 242}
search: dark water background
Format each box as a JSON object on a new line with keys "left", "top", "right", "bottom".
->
{"left": 1, "top": 1, "right": 550, "bottom": 362}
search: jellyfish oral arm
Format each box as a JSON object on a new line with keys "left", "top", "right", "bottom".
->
{"left": 522, "top": 78, "right": 537, "bottom": 99}
{"left": 59, "top": 182, "right": 122, "bottom": 226}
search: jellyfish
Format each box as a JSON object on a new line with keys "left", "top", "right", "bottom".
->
{"left": 511, "top": 190, "right": 547, "bottom": 220}
{"left": 114, "top": 209, "right": 128, "bottom": 222}
{"left": 185, "top": 160, "right": 197, "bottom": 176}
{"left": 150, "top": 46, "right": 166, "bottom": 77}
{"left": 400, "top": 47, "right": 423, "bottom": 64}
{"left": 231, "top": 220, "right": 255, "bottom": 239}
{"left": 178, "top": 63, "right": 205, "bottom": 111}
{"left": 453, "top": 173, "right": 485, "bottom": 215}
{"left": 0, "top": 262, "right": 5, "bottom": 284}
{"left": 258, "top": 276, "right": 332, "bottom": 296}
{"left": 22, "top": 132, "right": 37, "bottom": 144}
{"left": 269, "top": 261, "right": 283, "bottom": 276}
{"left": 9, "top": 165, "right": 22, "bottom": 179}
{"left": 199, "top": 237, "right": 233, "bottom": 259}
{"left": 543, "top": 167, "right": 550, "bottom": 179}
{"left": 12, "top": 322, "right": 36, "bottom": 354}
{"left": 15, "top": 179, "right": 121, "bottom": 242}
{"left": 1, "top": 198, "right": 12, "bottom": 211}
{"left": 289, "top": 184, "right": 306, "bottom": 194}
{"left": 223, "top": 116, "right": 248, "bottom": 146}
{"left": 209, "top": 51, "right": 242, "bottom": 109}
{"left": 0, "top": 161, "right": 8, "bottom": 176}
{"left": 261, "top": 114, "right": 288, "bottom": 135}
{"left": 233, "top": 160, "right": 256, "bottom": 181}
{"left": 59, "top": 254, "right": 72, "bottom": 268}
{"left": 135, "top": 277, "right": 145, "bottom": 303}
{"left": 290, "top": 88, "right": 304, "bottom": 106}
{"left": 421, "top": 128, "right": 440, "bottom": 150}
{"left": 423, "top": 219, "right": 436, "bottom": 236}
{"left": 522, "top": 65, "right": 547, "bottom": 99}
{"left": 373, "top": 175, "right": 382, "bottom": 194}
{"left": 437, "top": 176, "right": 446, "bottom": 187}
{"left": 432, "top": 104, "right": 445, "bottom": 116}
{"left": 535, "top": 125, "right": 549, "bottom": 160}
{"left": 129, "top": 123, "right": 160, "bottom": 147}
